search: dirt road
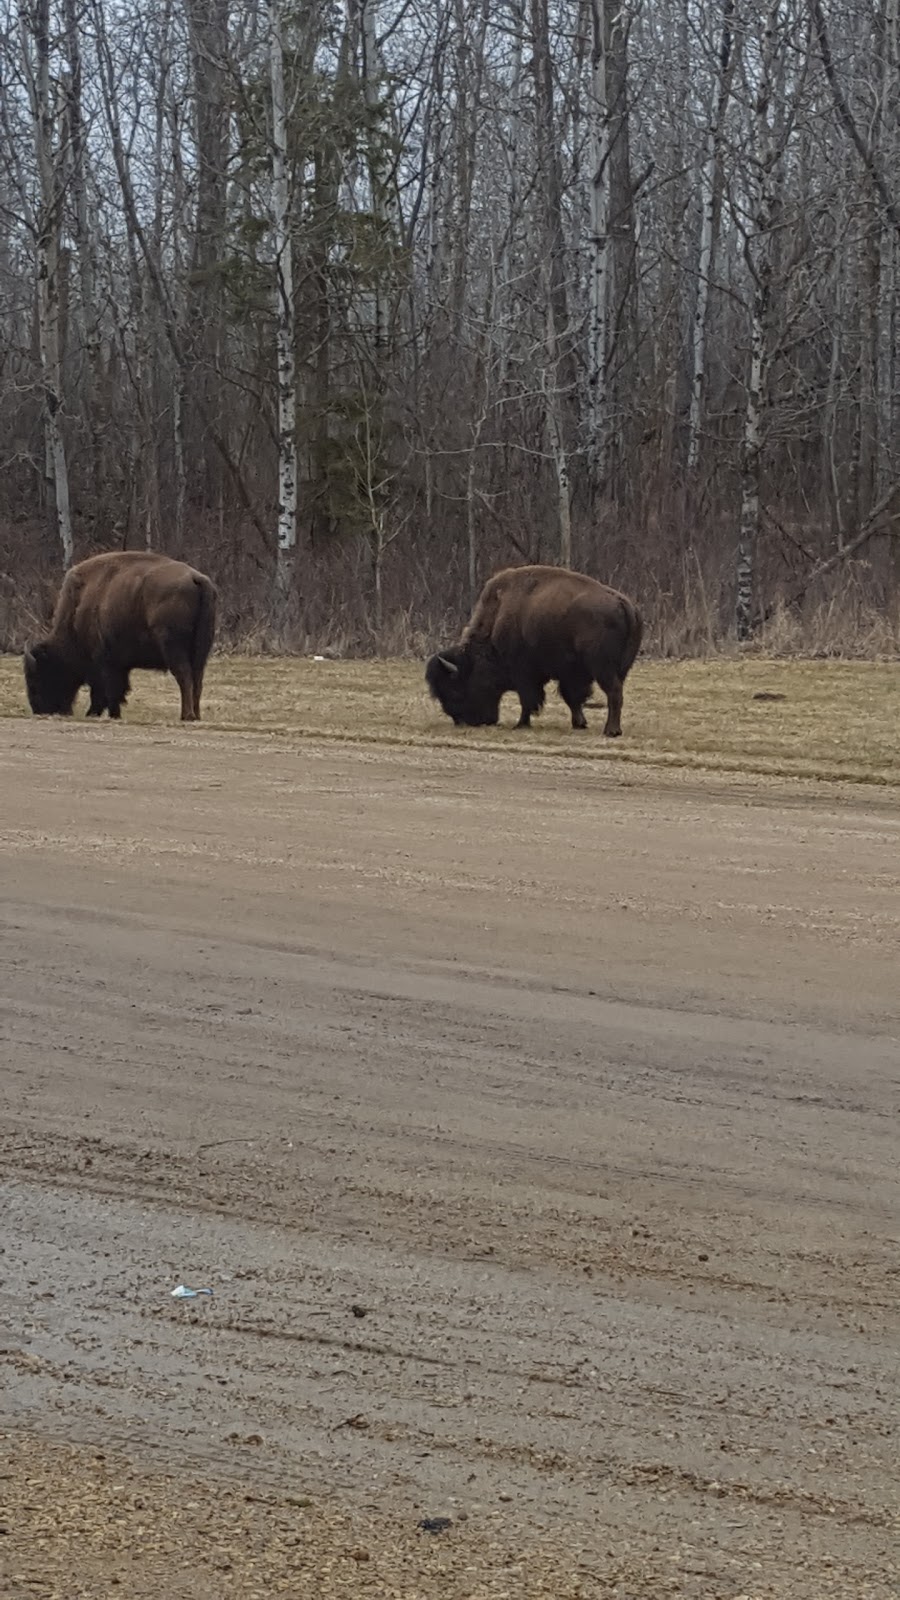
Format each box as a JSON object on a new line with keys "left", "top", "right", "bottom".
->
{"left": 1, "top": 720, "right": 898, "bottom": 1597}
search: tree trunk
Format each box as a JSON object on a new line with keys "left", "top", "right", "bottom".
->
{"left": 466, "top": 266, "right": 495, "bottom": 606}
{"left": 736, "top": 3, "right": 778, "bottom": 642}
{"left": 358, "top": 0, "right": 387, "bottom": 351}
{"left": 544, "top": 264, "right": 572, "bottom": 566}
{"left": 186, "top": 0, "right": 230, "bottom": 501}
{"left": 586, "top": 0, "right": 611, "bottom": 489}
{"left": 687, "top": 0, "right": 735, "bottom": 474}
{"left": 530, "top": 0, "right": 572, "bottom": 386}
{"left": 604, "top": 1, "right": 636, "bottom": 498}
{"left": 269, "top": 0, "right": 298, "bottom": 600}
{"left": 857, "top": 197, "right": 880, "bottom": 528}
{"left": 62, "top": 0, "right": 102, "bottom": 514}
{"left": 448, "top": 0, "right": 490, "bottom": 334}
{"left": 494, "top": 0, "right": 524, "bottom": 404}
{"left": 174, "top": 372, "right": 187, "bottom": 553}
{"left": 531, "top": 0, "right": 573, "bottom": 557}
{"left": 21, "top": 0, "right": 74, "bottom": 567}
{"left": 822, "top": 263, "right": 845, "bottom": 551}
{"left": 877, "top": 0, "right": 898, "bottom": 500}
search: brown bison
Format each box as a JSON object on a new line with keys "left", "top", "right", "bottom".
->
{"left": 24, "top": 550, "right": 217, "bottom": 722}
{"left": 426, "top": 565, "right": 642, "bottom": 737}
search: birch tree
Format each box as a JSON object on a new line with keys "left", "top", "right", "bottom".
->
{"left": 19, "top": 0, "right": 73, "bottom": 565}
{"left": 269, "top": 0, "right": 297, "bottom": 599}
{"left": 0, "top": 0, "right": 899, "bottom": 647}
{"left": 348, "top": 0, "right": 391, "bottom": 350}
{"left": 186, "top": 0, "right": 230, "bottom": 500}
{"left": 531, "top": 0, "right": 572, "bottom": 561}
{"left": 876, "top": 0, "right": 898, "bottom": 500}
{"left": 586, "top": 0, "right": 611, "bottom": 490}
{"left": 61, "top": 0, "right": 102, "bottom": 507}
{"left": 603, "top": 0, "right": 637, "bottom": 495}
{"left": 735, "top": 1, "right": 782, "bottom": 640}
{"left": 687, "top": 0, "right": 736, "bottom": 473}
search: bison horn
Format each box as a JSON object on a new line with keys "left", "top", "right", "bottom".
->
{"left": 438, "top": 655, "right": 460, "bottom": 676}
{"left": 24, "top": 647, "right": 36, "bottom": 669}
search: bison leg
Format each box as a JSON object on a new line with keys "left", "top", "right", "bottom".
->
{"left": 95, "top": 664, "right": 129, "bottom": 720}
{"left": 558, "top": 671, "right": 592, "bottom": 731}
{"left": 598, "top": 673, "right": 624, "bottom": 737}
{"left": 156, "top": 630, "right": 198, "bottom": 720}
{"left": 164, "top": 650, "right": 197, "bottom": 720}
{"left": 192, "top": 665, "right": 205, "bottom": 721}
{"left": 515, "top": 681, "right": 545, "bottom": 729}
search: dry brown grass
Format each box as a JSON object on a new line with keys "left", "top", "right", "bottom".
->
{"left": 1, "top": 652, "right": 897, "bottom": 787}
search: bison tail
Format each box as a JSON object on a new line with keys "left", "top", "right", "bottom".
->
{"left": 619, "top": 598, "right": 643, "bottom": 680}
{"left": 191, "top": 575, "right": 218, "bottom": 672}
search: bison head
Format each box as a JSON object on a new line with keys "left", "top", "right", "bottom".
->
{"left": 23, "top": 641, "right": 81, "bottom": 715}
{"left": 425, "top": 645, "right": 502, "bottom": 727}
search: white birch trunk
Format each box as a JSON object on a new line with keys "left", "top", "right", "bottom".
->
{"left": 543, "top": 265, "right": 572, "bottom": 567}
{"left": 173, "top": 372, "right": 187, "bottom": 551}
{"left": 424, "top": 65, "right": 447, "bottom": 320}
{"left": 494, "top": 0, "right": 523, "bottom": 398}
{"left": 359, "top": 0, "right": 386, "bottom": 349}
{"left": 62, "top": 0, "right": 102, "bottom": 506}
{"left": 822, "top": 269, "right": 844, "bottom": 551}
{"left": 687, "top": 0, "right": 734, "bottom": 473}
{"left": 736, "top": 313, "right": 764, "bottom": 639}
{"left": 269, "top": 0, "right": 297, "bottom": 593}
{"left": 877, "top": 0, "right": 898, "bottom": 497}
{"left": 857, "top": 197, "right": 880, "bottom": 526}
{"left": 736, "top": 3, "right": 778, "bottom": 642}
{"left": 21, "top": 0, "right": 74, "bottom": 567}
{"left": 531, "top": 0, "right": 572, "bottom": 560}
{"left": 466, "top": 264, "right": 495, "bottom": 605}
{"left": 877, "top": 0, "right": 900, "bottom": 625}
{"left": 587, "top": 0, "right": 610, "bottom": 489}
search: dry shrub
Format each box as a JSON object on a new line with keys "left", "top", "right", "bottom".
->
{"left": 761, "top": 567, "right": 899, "bottom": 660}
{"left": 2, "top": 511, "right": 898, "bottom": 661}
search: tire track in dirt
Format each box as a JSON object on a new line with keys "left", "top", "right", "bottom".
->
{"left": 1, "top": 723, "right": 899, "bottom": 1597}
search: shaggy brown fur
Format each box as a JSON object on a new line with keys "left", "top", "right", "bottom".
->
{"left": 24, "top": 551, "right": 217, "bottom": 722}
{"left": 426, "top": 565, "right": 642, "bottom": 735}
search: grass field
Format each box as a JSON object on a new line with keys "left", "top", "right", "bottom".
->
{"left": 1, "top": 652, "right": 898, "bottom": 787}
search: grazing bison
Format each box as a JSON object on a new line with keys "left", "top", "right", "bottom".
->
{"left": 24, "top": 550, "right": 217, "bottom": 722}
{"left": 426, "top": 564, "right": 642, "bottom": 737}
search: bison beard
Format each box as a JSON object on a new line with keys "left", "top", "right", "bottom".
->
{"left": 426, "top": 565, "right": 642, "bottom": 737}
{"left": 23, "top": 551, "right": 217, "bottom": 722}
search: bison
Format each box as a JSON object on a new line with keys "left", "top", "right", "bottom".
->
{"left": 426, "top": 565, "right": 642, "bottom": 737}
{"left": 23, "top": 550, "right": 217, "bottom": 722}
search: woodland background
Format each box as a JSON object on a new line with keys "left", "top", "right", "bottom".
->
{"left": 2, "top": 0, "right": 900, "bottom": 654}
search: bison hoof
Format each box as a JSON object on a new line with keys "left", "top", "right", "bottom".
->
{"left": 603, "top": 726, "right": 622, "bottom": 738}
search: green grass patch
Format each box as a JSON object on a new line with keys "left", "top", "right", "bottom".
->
{"left": 2, "top": 653, "right": 898, "bottom": 788}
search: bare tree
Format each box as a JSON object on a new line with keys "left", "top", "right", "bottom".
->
{"left": 269, "top": 0, "right": 297, "bottom": 600}
{"left": 687, "top": 0, "right": 736, "bottom": 473}
{"left": 586, "top": 0, "right": 612, "bottom": 489}
{"left": 186, "top": 0, "right": 230, "bottom": 500}
{"left": 0, "top": 0, "right": 897, "bottom": 651}
{"left": 530, "top": 0, "right": 573, "bottom": 561}
{"left": 19, "top": 0, "right": 73, "bottom": 565}
{"left": 736, "top": 1, "right": 789, "bottom": 641}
